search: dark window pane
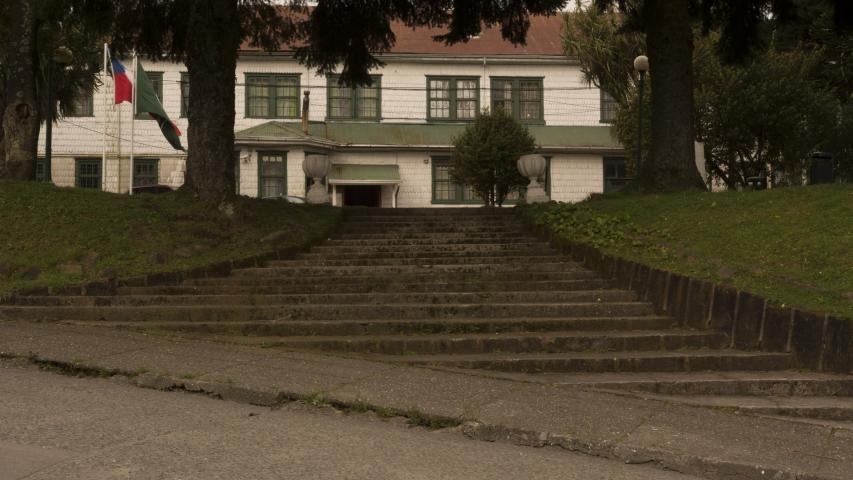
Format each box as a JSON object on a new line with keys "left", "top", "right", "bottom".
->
{"left": 603, "top": 156, "right": 629, "bottom": 193}
{"left": 76, "top": 159, "right": 101, "bottom": 189}
{"left": 67, "top": 88, "right": 93, "bottom": 117}
{"left": 246, "top": 75, "right": 299, "bottom": 119}
{"left": 600, "top": 90, "right": 618, "bottom": 123}
{"left": 133, "top": 159, "right": 159, "bottom": 187}
{"left": 180, "top": 73, "right": 190, "bottom": 117}
{"left": 260, "top": 153, "right": 286, "bottom": 198}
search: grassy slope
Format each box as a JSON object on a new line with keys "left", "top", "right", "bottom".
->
{"left": 521, "top": 184, "right": 853, "bottom": 318}
{"left": 0, "top": 181, "right": 341, "bottom": 294}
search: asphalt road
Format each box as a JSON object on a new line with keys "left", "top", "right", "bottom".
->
{"left": 0, "top": 361, "right": 703, "bottom": 480}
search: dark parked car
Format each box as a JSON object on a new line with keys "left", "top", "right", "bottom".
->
{"left": 132, "top": 184, "right": 174, "bottom": 194}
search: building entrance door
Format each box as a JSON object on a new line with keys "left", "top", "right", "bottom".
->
{"left": 343, "top": 185, "right": 382, "bottom": 207}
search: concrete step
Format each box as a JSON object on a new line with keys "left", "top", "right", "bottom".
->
{"left": 632, "top": 394, "right": 853, "bottom": 422}
{"left": 336, "top": 224, "right": 528, "bottom": 234}
{"left": 96, "top": 315, "right": 677, "bottom": 336}
{"left": 182, "top": 270, "right": 603, "bottom": 286}
{"left": 0, "top": 302, "right": 656, "bottom": 323}
{"left": 342, "top": 215, "right": 518, "bottom": 223}
{"left": 337, "top": 223, "right": 526, "bottom": 231}
{"left": 583, "top": 373, "right": 853, "bottom": 397}
{"left": 329, "top": 230, "right": 537, "bottom": 240}
{"left": 310, "top": 242, "right": 552, "bottom": 254}
{"left": 13, "top": 290, "right": 638, "bottom": 307}
{"left": 231, "top": 262, "right": 586, "bottom": 277}
{"left": 385, "top": 350, "right": 793, "bottom": 374}
{"left": 269, "top": 255, "right": 570, "bottom": 267}
{"left": 253, "top": 329, "right": 729, "bottom": 355}
{"left": 117, "top": 279, "right": 615, "bottom": 296}
{"left": 297, "top": 248, "right": 556, "bottom": 260}
{"left": 510, "top": 371, "right": 853, "bottom": 395}
{"left": 323, "top": 236, "right": 536, "bottom": 245}
{"left": 343, "top": 207, "right": 516, "bottom": 217}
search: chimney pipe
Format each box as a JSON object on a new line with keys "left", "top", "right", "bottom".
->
{"left": 302, "top": 90, "right": 310, "bottom": 134}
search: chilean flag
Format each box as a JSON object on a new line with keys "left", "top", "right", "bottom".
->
{"left": 111, "top": 59, "right": 133, "bottom": 104}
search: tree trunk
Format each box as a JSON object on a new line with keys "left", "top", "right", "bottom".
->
{"left": 183, "top": 0, "right": 240, "bottom": 205}
{"left": 641, "top": 0, "right": 705, "bottom": 191}
{"left": 1, "top": 0, "right": 39, "bottom": 180}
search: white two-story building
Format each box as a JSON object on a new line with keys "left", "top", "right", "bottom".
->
{"left": 37, "top": 15, "right": 628, "bottom": 207}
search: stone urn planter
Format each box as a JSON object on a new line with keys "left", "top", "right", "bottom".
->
{"left": 517, "top": 153, "right": 549, "bottom": 203}
{"left": 302, "top": 154, "right": 331, "bottom": 204}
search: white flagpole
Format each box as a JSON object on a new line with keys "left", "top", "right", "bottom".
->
{"left": 101, "top": 43, "right": 108, "bottom": 191}
{"left": 129, "top": 54, "right": 137, "bottom": 195}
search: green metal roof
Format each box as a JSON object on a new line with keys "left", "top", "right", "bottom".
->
{"left": 327, "top": 164, "right": 401, "bottom": 183}
{"left": 235, "top": 121, "right": 621, "bottom": 150}
{"left": 236, "top": 121, "right": 309, "bottom": 138}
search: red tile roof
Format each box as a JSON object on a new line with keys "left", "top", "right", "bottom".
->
{"left": 388, "top": 15, "right": 565, "bottom": 56}
{"left": 243, "top": 14, "right": 565, "bottom": 56}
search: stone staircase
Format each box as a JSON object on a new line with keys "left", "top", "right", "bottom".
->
{"left": 3, "top": 207, "right": 852, "bottom": 422}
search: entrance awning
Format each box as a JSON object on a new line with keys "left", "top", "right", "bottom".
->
{"left": 327, "top": 164, "right": 401, "bottom": 185}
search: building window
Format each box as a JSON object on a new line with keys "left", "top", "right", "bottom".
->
{"left": 75, "top": 158, "right": 101, "bottom": 189}
{"left": 36, "top": 157, "right": 47, "bottom": 182}
{"left": 427, "top": 77, "right": 479, "bottom": 121}
{"left": 180, "top": 73, "right": 190, "bottom": 118}
{"left": 133, "top": 158, "right": 159, "bottom": 187}
{"left": 258, "top": 151, "right": 286, "bottom": 198}
{"left": 327, "top": 75, "right": 381, "bottom": 120}
{"left": 66, "top": 89, "right": 94, "bottom": 117}
{"left": 431, "top": 156, "right": 479, "bottom": 203}
{"left": 245, "top": 74, "right": 300, "bottom": 119}
{"left": 603, "top": 156, "right": 630, "bottom": 192}
{"left": 490, "top": 77, "right": 544, "bottom": 123}
{"left": 136, "top": 71, "right": 163, "bottom": 119}
{"left": 600, "top": 90, "right": 618, "bottom": 124}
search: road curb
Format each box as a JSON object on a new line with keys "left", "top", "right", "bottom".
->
{"left": 2, "top": 348, "right": 843, "bottom": 480}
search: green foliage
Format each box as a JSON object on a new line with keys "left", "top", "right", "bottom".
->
{"left": 523, "top": 184, "right": 853, "bottom": 318}
{"left": 569, "top": 7, "right": 844, "bottom": 189}
{"left": 518, "top": 202, "right": 653, "bottom": 250}
{"left": 693, "top": 34, "right": 839, "bottom": 187}
{"left": 562, "top": 4, "right": 645, "bottom": 105}
{"left": 450, "top": 109, "right": 535, "bottom": 206}
{"left": 0, "top": 181, "right": 341, "bottom": 295}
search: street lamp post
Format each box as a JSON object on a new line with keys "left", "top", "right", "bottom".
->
{"left": 633, "top": 55, "right": 649, "bottom": 182}
{"left": 44, "top": 46, "right": 74, "bottom": 182}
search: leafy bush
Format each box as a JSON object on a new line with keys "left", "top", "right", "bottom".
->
{"left": 451, "top": 109, "right": 535, "bottom": 206}
{"left": 519, "top": 202, "right": 640, "bottom": 250}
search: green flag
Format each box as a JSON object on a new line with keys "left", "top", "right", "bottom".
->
{"left": 136, "top": 61, "right": 184, "bottom": 150}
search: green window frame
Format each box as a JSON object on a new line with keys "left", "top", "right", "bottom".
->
{"left": 180, "top": 72, "right": 190, "bottom": 118}
{"left": 327, "top": 75, "right": 381, "bottom": 120}
{"left": 431, "top": 156, "right": 480, "bottom": 204}
{"left": 133, "top": 158, "right": 159, "bottom": 187}
{"left": 258, "top": 151, "right": 287, "bottom": 198}
{"left": 75, "top": 158, "right": 101, "bottom": 190}
{"left": 136, "top": 71, "right": 163, "bottom": 119}
{"left": 427, "top": 76, "right": 479, "bottom": 122}
{"left": 600, "top": 90, "right": 618, "bottom": 124}
{"left": 245, "top": 74, "right": 300, "bottom": 119}
{"left": 66, "top": 88, "right": 94, "bottom": 117}
{"left": 603, "top": 156, "right": 630, "bottom": 192}
{"left": 490, "top": 77, "right": 544, "bottom": 123}
{"left": 36, "top": 157, "right": 47, "bottom": 182}
{"left": 431, "top": 156, "right": 550, "bottom": 205}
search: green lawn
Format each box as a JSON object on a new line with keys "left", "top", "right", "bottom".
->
{"left": 520, "top": 184, "right": 853, "bottom": 318}
{"left": 0, "top": 181, "right": 340, "bottom": 295}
